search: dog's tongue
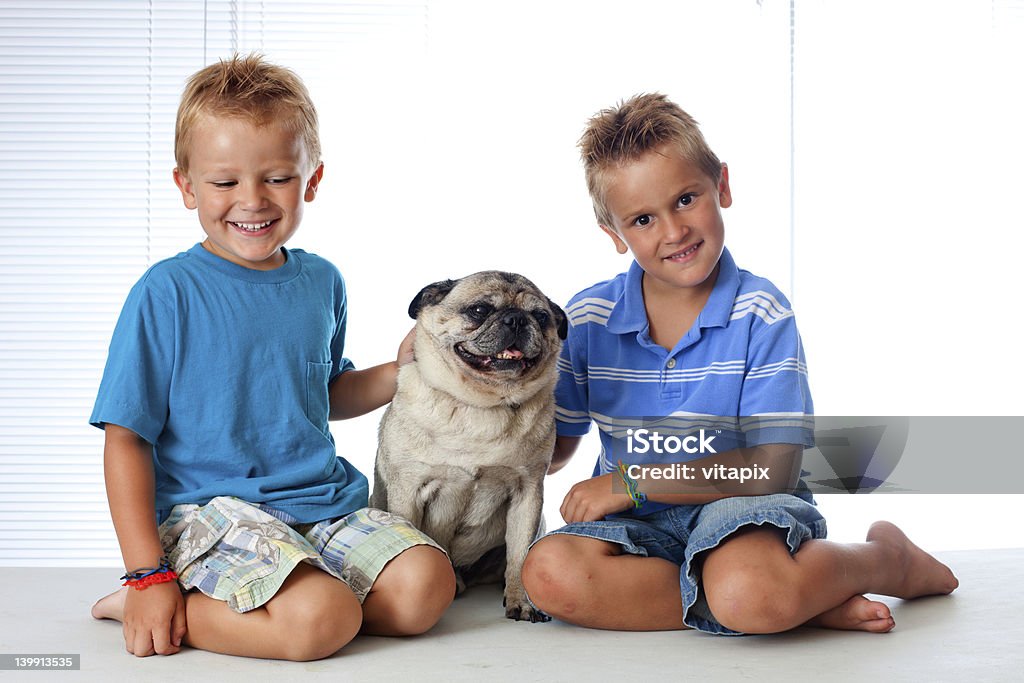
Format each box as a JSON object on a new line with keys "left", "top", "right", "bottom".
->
{"left": 495, "top": 347, "right": 524, "bottom": 360}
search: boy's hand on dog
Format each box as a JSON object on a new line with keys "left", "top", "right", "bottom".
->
{"left": 560, "top": 474, "right": 634, "bottom": 523}
{"left": 122, "top": 581, "right": 186, "bottom": 657}
{"left": 396, "top": 326, "right": 416, "bottom": 366}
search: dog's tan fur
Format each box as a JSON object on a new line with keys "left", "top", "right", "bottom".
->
{"left": 370, "top": 271, "right": 566, "bottom": 622}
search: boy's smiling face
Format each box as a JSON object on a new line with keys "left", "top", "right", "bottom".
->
{"left": 173, "top": 115, "right": 322, "bottom": 270}
{"left": 600, "top": 145, "right": 731, "bottom": 301}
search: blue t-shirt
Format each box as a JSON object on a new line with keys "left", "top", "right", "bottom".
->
{"left": 555, "top": 248, "right": 814, "bottom": 513}
{"left": 90, "top": 244, "right": 368, "bottom": 523}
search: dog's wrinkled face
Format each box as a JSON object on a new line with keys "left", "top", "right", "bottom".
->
{"left": 409, "top": 271, "right": 567, "bottom": 395}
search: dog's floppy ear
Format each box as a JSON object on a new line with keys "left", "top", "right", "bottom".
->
{"left": 546, "top": 297, "right": 568, "bottom": 340}
{"left": 409, "top": 279, "right": 458, "bottom": 319}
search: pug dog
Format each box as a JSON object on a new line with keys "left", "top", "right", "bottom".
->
{"left": 370, "top": 271, "right": 567, "bottom": 622}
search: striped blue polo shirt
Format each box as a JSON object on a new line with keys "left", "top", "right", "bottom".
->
{"left": 555, "top": 248, "right": 814, "bottom": 495}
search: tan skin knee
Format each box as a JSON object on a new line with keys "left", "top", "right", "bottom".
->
{"left": 703, "top": 566, "right": 804, "bottom": 633}
{"left": 701, "top": 528, "right": 804, "bottom": 634}
{"left": 266, "top": 565, "right": 363, "bottom": 661}
{"left": 362, "top": 545, "right": 455, "bottom": 636}
{"left": 278, "top": 603, "right": 361, "bottom": 661}
{"left": 180, "top": 563, "right": 362, "bottom": 661}
{"left": 521, "top": 539, "right": 571, "bottom": 616}
{"left": 524, "top": 534, "right": 686, "bottom": 631}
{"left": 521, "top": 536, "right": 607, "bottom": 620}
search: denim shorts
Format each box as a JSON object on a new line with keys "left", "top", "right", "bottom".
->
{"left": 539, "top": 494, "right": 827, "bottom": 635}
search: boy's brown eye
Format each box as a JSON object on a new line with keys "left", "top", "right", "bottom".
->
{"left": 636, "top": 215, "right": 651, "bottom": 226}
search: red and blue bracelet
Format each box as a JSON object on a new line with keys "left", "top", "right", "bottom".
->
{"left": 120, "top": 557, "right": 178, "bottom": 590}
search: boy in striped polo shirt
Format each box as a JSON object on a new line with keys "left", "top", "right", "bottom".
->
{"left": 520, "top": 93, "right": 957, "bottom": 635}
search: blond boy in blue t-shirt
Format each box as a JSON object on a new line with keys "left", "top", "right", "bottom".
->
{"left": 90, "top": 55, "right": 454, "bottom": 660}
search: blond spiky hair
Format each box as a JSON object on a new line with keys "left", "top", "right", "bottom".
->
{"left": 174, "top": 53, "right": 320, "bottom": 174}
{"left": 579, "top": 93, "right": 721, "bottom": 227}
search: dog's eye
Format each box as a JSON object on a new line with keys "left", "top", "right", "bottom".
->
{"left": 466, "top": 303, "right": 493, "bottom": 321}
{"left": 531, "top": 310, "right": 550, "bottom": 327}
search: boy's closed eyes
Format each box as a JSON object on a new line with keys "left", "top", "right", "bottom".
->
{"left": 172, "top": 116, "right": 322, "bottom": 271}
{"left": 209, "top": 177, "right": 298, "bottom": 189}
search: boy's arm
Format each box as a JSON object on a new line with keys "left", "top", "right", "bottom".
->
{"left": 548, "top": 435, "right": 581, "bottom": 474}
{"left": 328, "top": 327, "right": 414, "bottom": 420}
{"left": 560, "top": 443, "right": 802, "bottom": 523}
{"left": 327, "top": 361, "right": 399, "bottom": 420}
{"left": 104, "top": 424, "right": 186, "bottom": 657}
{"left": 633, "top": 442, "right": 802, "bottom": 501}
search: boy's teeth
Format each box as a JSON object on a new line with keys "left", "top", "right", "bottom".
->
{"left": 234, "top": 220, "right": 273, "bottom": 232}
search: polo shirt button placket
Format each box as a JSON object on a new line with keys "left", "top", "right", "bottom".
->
{"left": 661, "top": 356, "right": 681, "bottom": 398}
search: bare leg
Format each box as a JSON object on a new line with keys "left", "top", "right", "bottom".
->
{"left": 360, "top": 545, "right": 455, "bottom": 636}
{"left": 521, "top": 521, "right": 956, "bottom": 634}
{"left": 518, "top": 536, "right": 892, "bottom": 632}
{"left": 92, "top": 563, "right": 362, "bottom": 661}
{"left": 521, "top": 534, "right": 687, "bottom": 630}
{"left": 701, "top": 520, "right": 958, "bottom": 634}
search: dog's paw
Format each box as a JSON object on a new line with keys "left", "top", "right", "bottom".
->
{"left": 503, "top": 598, "right": 551, "bottom": 623}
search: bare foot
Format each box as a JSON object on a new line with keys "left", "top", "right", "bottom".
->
{"left": 91, "top": 588, "right": 127, "bottom": 621}
{"left": 807, "top": 595, "right": 895, "bottom": 632}
{"left": 867, "top": 521, "right": 959, "bottom": 599}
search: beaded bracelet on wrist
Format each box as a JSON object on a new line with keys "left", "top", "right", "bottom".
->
{"left": 616, "top": 460, "right": 647, "bottom": 509}
{"left": 120, "top": 556, "right": 178, "bottom": 590}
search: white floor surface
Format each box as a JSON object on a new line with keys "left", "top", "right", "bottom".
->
{"left": 1, "top": 548, "right": 1021, "bottom": 682}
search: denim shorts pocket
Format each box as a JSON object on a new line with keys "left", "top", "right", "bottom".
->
{"left": 305, "top": 361, "right": 332, "bottom": 434}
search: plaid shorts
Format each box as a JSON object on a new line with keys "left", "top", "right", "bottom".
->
{"left": 158, "top": 496, "right": 445, "bottom": 613}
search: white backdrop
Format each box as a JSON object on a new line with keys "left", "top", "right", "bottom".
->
{"left": 0, "top": 0, "right": 1021, "bottom": 565}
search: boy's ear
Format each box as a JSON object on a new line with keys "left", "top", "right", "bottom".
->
{"left": 304, "top": 162, "right": 325, "bottom": 202}
{"left": 718, "top": 163, "right": 732, "bottom": 209}
{"left": 599, "top": 224, "right": 630, "bottom": 255}
{"left": 173, "top": 168, "right": 197, "bottom": 210}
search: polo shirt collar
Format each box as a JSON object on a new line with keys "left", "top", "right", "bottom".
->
{"left": 604, "top": 247, "right": 741, "bottom": 334}
{"left": 701, "top": 247, "right": 741, "bottom": 329}
{"left": 605, "top": 260, "right": 648, "bottom": 334}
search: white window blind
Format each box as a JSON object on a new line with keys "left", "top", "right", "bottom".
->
{"left": 0, "top": 0, "right": 428, "bottom": 566}
{"left": 4, "top": 1, "right": 1019, "bottom": 567}
{"left": 0, "top": 1, "right": 188, "bottom": 567}
{"left": 0, "top": 0, "right": 783, "bottom": 567}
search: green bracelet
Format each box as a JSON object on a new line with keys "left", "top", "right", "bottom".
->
{"left": 616, "top": 460, "right": 647, "bottom": 508}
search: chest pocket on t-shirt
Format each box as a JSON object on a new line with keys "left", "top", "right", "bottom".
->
{"left": 305, "top": 361, "right": 333, "bottom": 434}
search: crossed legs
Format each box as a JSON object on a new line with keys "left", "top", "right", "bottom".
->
{"left": 521, "top": 520, "right": 958, "bottom": 633}
{"left": 92, "top": 544, "right": 455, "bottom": 660}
